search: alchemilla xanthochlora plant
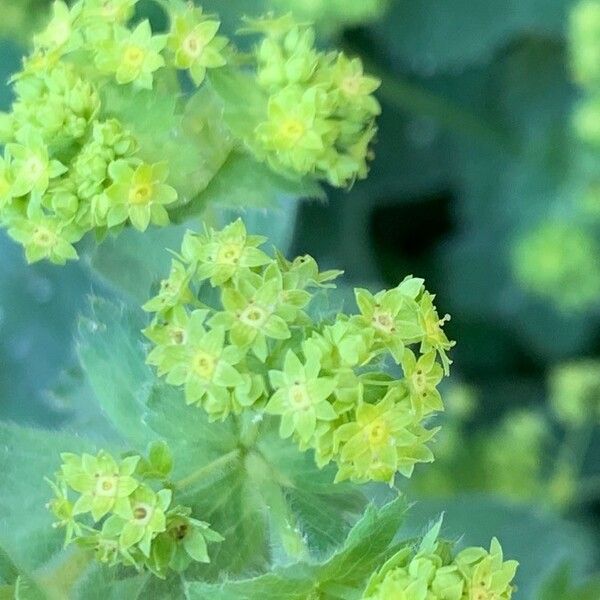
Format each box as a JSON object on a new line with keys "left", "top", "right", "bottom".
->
{"left": 0, "top": 1, "right": 521, "bottom": 599}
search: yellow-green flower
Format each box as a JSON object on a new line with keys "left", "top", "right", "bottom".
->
{"left": 330, "top": 54, "right": 381, "bottom": 116}
{"left": 119, "top": 485, "right": 171, "bottom": 557}
{"left": 255, "top": 86, "right": 332, "bottom": 175}
{"left": 167, "top": 6, "right": 227, "bottom": 86}
{"left": 104, "top": 160, "right": 177, "bottom": 231}
{"left": 266, "top": 349, "right": 337, "bottom": 443}
{"left": 7, "top": 133, "right": 67, "bottom": 198}
{"left": 181, "top": 218, "right": 271, "bottom": 286}
{"left": 455, "top": 538, "right": 519, "bottom": 600}
{"left": 33, "top": 1, "right": 80, "bottom": 53}
{"left": 82, "top": 0, "right": 138, "bottom": 24}
{"left": 354, "top": 285, "right": 424, "bottom": 363}
{"left": 59, "top": 451, "right": 140, "bottom": 522}
{"left": 335, "top": 390, "right": 436, "bottom": 484}
{"left": 95, "top": 20, "right": 166, "bottom": 88}
{"left": 7, "top": 213, "right": 79, "bottom": 265}
{"left": 402, "top": 349, "right": 444, "bottom": 417}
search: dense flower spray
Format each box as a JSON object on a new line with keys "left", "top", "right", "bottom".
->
{"left": 143, "top": 219, "right": 454, "bottom": 485}
{"left": 0, "top": 0, "right": 380, "bottom": 264}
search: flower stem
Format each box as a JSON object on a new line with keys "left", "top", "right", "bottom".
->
{"left": 174, "top": 448, "right": 241, "bottom": 491}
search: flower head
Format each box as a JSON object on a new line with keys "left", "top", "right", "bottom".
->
{"left": 167, "top": 6, "right": 227, "bottom": 86}
{"left": 59, "top": 451, "right": 140, "bottom": 521}
{"left": 182, "top": 218, "right": 271, "bottom": 286}
{"left": 266, "top": 349, "right": 337, "bottom": 443}
{"left": 95, "top": 21, "right": 166, "bottom": 89}
{"left": 335, "top": 390, "right": 436, "bottom": 484}
{"left": 104, "top": 160, "right": 177, "bottom": 231}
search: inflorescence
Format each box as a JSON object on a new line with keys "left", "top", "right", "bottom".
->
{"left": 46, "top": 443, "right": 223, "bottom": 577}
{"left": 362, "top": 519, "right": 518, "bottom": 600}
{"left": 143, "top": 219, "right": 454, "bottom": 485}
{"left": 0, "top": 0, "right": 380, "bottom": 265}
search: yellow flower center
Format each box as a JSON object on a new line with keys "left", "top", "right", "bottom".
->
{"left": 240, "top": 305, "right": 268, "bottom": 328}
{"left": 123, "top": 45, "right": 146, "bottom": 68}
{"left": 341, "top": 75, "right": 361, "bottom": 95}
{"left": 372, "top": 309, "right": 395, "bottom": 334}
{"left": 366, "top": 419, "right": 389, "bottom": 448}
{"left": 95, "top": 475, "right": 118, "bottom": 497}
{"left": 26, "top": 156, "right": 44, "bottom": 180}
{"left": 129, "top": 182, "right": 153, "bottom": 204}
{"left": 193, "top": 350, "right": 216, "bottom": 380}
{"left": 169, "top": 327, "right": 186, "bottom": 345}
{"left": 183, "top": 33, "right": 204, "bottom": 58}
{"left": 412, "top": 369, "right": 426, "bottom": 393}
{"left": 280, "top": 118, "right": 305, "bottom": 143}
{"left": 132, "top": 502, "right": 153, "bottom": 525}
{"left": 32, "top": 226, "right": 57, "bottom": 248}
{"left": 289, "top": 383, "right": 311, "bottom": 411}
{"left": 216, "top": 242, "right": 242, "bottom": 265}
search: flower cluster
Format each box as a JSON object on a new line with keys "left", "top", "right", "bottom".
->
{"left": 245, "top": 15, "right": 381, "bottom": 186}
{"left": 0, "top": 0, "right": 228, "bottom": 264}
{"left": 46, "top": 444, "right": 223, "bottom": 578}
{"left": 571, "top": 0, "right": 600, "bottom": 147}
{"left": 550, "top": 359, "right": 600, "bottom": 428}
{"left": 511, "top": 221, "right": 600, "bottom": 310}
{"left": 362, "top": 520, "right": 518, "bottom": 600}
{"left": 144, "top": 219, "right": 453, "bottom": 485}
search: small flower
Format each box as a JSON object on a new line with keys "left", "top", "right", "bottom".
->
{"left": 354, "top": 286, "right": 424, "bottom": 363}
{"left": 45, "top": 477, "right": 81, "bottom": 545}
{"left": 401, "top": 349, "right": 444, "bottom": 417}
{"left": 119, "top": 485, "right": 172, "bottom": 557}
{"left": 330, "top": 53, "right": 381, "bottom": 116}
{"left": 158, "top": 507, "right": 224, "bottom": 573}
{"left": 418, "top": 291, "right": 454, "bottom": 373}
{"left": 7, "top": 133, "right": 67, "bottom": 198}
{"left": 162, "top": 314, "right": 245, "bottom": 417}
{"left": 104, "top": 160, "right": 177, "bottom": 231}
{"left": 256, "top": 26, "right": 319, "bottom": 90}
{"left": 82, "top": 0, "right": 138, "bottom": 24}
{"left": 266, "top": 349, "right": 337, "bottom": 444}
{"left": 455, "top": 538, "right": 519, "bottom": 600}
{"left": 59, "top": 451, "right": 140, "bottom": 521}
{"left": 95, "top": 21, "right": 166, "bottom": 89}
{"left": 209, "top": 273, "right": 292, "bottom": 361}
{"left": 182, "top": 219, "right": 271, "bottom": 285}
{"left": 143, "top": 260, "right": 194, "bottom": 314}
{"left": 335, "top": 390, "right": 436, "bottom": 484}
{"left": 255, "top": 86, "right": 332, "bottom": 175}
{"left": 7, "top": 213, "right": 80, "bottom": 265}
{"left": 167, "top": 6, "right": 227, "bottom": 86}
{"left": 33, "top": 1, "right": 80, "bottom": 53}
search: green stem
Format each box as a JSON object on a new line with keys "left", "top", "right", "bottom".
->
{"left": 174, "top": 449, "right": 241, "bottom": 491}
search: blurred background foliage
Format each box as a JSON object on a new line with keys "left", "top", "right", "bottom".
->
{"left": 1, "top": 0, "right": 599, "bottom": 597}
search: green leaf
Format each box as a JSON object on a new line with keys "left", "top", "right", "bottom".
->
{"left": 76, "top": 297, "right": 157, "bottom": 449}
{"left": 186, "top": 496, "right": 407, "bottom": 598}
{"left": 87, "top": 224, "right": 191, "bottom": 304}
{"left": 0, "top": 423, "right": 92, "bottom": 575}
{"left": 72, "top": 569, "right": 149, "bottom": 600}
{"left": 375, "top": 0, "right": 569, "bottom": 73}
{"left": 537, "top": 564, "right": 600, "bottom": 600}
